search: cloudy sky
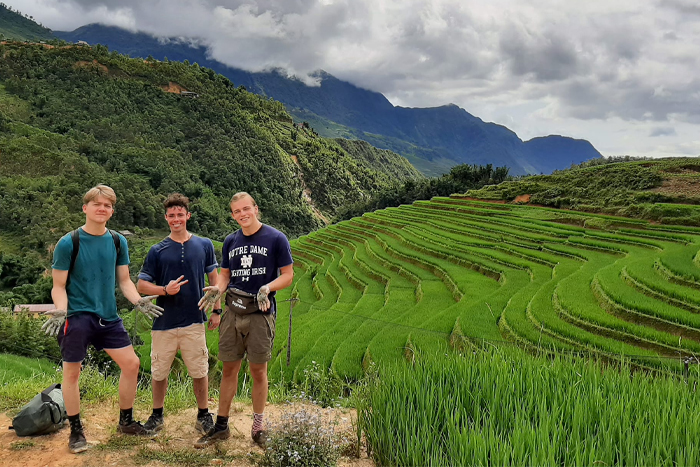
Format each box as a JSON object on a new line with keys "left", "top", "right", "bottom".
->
{"left": 10, "top": 0, "right": 700, "bottom": 158}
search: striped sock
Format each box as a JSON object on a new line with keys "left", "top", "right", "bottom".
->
{"left": 252, "top": 412, "right": 264, "bottom": 435}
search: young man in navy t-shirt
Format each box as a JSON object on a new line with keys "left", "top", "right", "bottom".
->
{"left": 137, "top": 193, "right": 221, "bottom": 436}
{"left": 196, "top": 192, "right": 293, "bottom": 447}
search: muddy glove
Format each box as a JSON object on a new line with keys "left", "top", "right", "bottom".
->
{"left": 134, "top": 295, "right": 163, "bottom": 319}
{"left": 41, "top": 309, "right": 67, "bottom": 337}
{"left": 198, "top": 286, "right": 222, "bottom": 312}
{"left": 257, "top": 285, "right": 271, "bottom": 312}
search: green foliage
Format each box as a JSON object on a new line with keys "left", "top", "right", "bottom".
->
{"left": 0, "top": 42, "right": 418, "bottom": 300}
{"left": 0, "top": 312, "right": 60, "bottom": 360}
{"left": 466, "top": 158, "right": 700, "bottom": 225}
{"left": 361, "top": 349, "right": 700, "bottom": 466}
{"left": 0, "top": 4, "right": 53, "bottom": 41}
{"left": 333, "top": 163, "right": 510, "bottom": 221}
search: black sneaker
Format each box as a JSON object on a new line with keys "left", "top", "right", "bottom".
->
{"left": 116, "top": 421, "right": 153, "bottom": 436}
{"left": 194, "top": 426, "right": 230, "bottom": 448}
{"left": 195, "top": 412, "right": 214, "bottom": 435}
{"left": 68, "top": 427, "right": 88, "bottom": 454}
{"left": 143, "top": 413, "right": 164, "bottom": 433}
{"left": 252, "top": 429, "right": 268, "bottom": 447}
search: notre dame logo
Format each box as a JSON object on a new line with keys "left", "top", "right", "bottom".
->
{"left": 240, "top": 254, "right": 253, "bottom": 268}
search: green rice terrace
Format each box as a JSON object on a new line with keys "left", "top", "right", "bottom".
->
{"left": 270, "top": 195, "right": 700, "bottom": 377}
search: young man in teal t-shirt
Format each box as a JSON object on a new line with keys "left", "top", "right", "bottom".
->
{"left": 44, "top": 185, "right": 163, "bottom": 454}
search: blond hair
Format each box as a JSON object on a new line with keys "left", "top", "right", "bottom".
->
{"left": 83, "top": 184, "right": 117, "bottom": 205}
{"left": 230, "top": 191, "right": 257, "bottom": 206}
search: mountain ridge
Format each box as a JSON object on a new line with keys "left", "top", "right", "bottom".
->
{"left": 55, "top": 23, "right": 603, "bottom": 176}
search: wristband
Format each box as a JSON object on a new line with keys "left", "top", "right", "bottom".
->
{"left": 212, "top": 309, "right": 222, "bottom": 315}
{"left": 163, "top": 286, "right": 169, "bottom": 296}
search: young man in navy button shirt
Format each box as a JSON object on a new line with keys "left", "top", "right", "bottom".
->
{"left": 196, "top": 192, "right": 293, "bottom": 447}
{"left": 137, "top": 193, "right": 221, "bottom": 436}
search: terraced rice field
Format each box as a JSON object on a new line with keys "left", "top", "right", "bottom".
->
{"left": 271, "top": 197, "right": 700, "bottom": 378}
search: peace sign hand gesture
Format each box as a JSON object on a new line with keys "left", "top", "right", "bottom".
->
{"left": 164, "top": 275, "right": 189, "bottom": 296}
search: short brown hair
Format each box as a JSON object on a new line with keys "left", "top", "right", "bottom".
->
{"left": 164, "top": 193, "right": 190, "bottom": 212}
{"left": 230, "top": 192, "right": 260, "bottom": 219}
{"left": 83, "top": 184, "right": 117, "bottom": 205}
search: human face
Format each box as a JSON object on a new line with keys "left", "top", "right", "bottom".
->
{"left": 82, "top": 195, "right": 114, "bottom": 225}
{"left": 230, "top": 197, "right": 259, "bottom": 231}
{"left": 165, "top": 206, "right": 190, "bottom": 234}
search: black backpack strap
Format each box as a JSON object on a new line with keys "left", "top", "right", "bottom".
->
{"left": 66, "top": 229, "right": 80, "bottom": 286}
{"left": 109, "top": 230, "right": 121, "bottom": 260}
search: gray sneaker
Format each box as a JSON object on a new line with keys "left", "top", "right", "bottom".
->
{"left": 143, "top": 413, "right": 164, "bottom": 433}
{"left": 194, "top": 426, "right": 230, "bottom": 448}
{"left": 116, "top": 421, "right": 153, "bottom": 436}
{"left": 69, "top": 427, "right": 88, "bottom": 454}
{"left": 195, "top": 412, "right": 214, "bottom": 435}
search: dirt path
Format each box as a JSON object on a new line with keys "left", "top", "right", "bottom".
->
{"left": 0, "top": 400, "right": 373, "bottom": 467}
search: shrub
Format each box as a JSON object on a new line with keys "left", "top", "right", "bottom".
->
{"left": 257, "top": 407, "right": 340, "bottom": 467}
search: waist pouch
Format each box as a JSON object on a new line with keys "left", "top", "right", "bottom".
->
{"left": 226, "top": 288, "right": 259, "bottom": 315}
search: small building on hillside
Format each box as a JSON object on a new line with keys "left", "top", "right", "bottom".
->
{"left": 118, "top": 230, "right": 134, "bottom": 237}
{"left": 180, "top": 91, "right": 199, "bottom": 98}
{"left": 13, "top": 304, "right": 54, "bottom": 317}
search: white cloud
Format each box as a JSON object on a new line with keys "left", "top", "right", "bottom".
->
{"left": 7, "top": 0, "right": 700, "bottom": 158}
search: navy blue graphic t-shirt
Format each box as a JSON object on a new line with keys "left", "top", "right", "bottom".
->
{"left": 138, "top": 235, "right": 218, "bottom": 331}
{"left": 221, "top": 225, "right": 293, "bottom": 313}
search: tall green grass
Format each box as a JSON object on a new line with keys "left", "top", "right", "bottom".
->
{"left": 361, "top": 348, "right": 700, "bottom": 467}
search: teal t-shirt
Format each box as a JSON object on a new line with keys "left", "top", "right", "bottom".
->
{"left": 52, "top": 228, "right": 130, "bottom": 321}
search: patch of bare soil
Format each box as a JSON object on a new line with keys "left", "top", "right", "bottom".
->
{"left": 74, "top": 60, "right": 109, "bottom": 74}
{"left": 160, "top": 82, "right": 189, "bottom": 94}
{"left": 512, "top": 194, "right": 531, "bottom": 204}
{"left": 0, "top": 401, "right": 373, "bottom": 467}
{"left": 650, "top": 176, "right": 700, "bottom": 199}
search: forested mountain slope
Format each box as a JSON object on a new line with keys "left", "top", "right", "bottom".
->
{"left": 0, "top": 41, "right": 422, "bottom": 304}
{"left": 0, "top": 41, "right": 419, "bottom": 240}
{"left": 55, "top": 24, "right": 603, "bottom": 176}
{"left": 0, "top": 4, "right": 52, "bottom": 41}
{"left": 466, "top": 157, "right": 700, "bottom": 225}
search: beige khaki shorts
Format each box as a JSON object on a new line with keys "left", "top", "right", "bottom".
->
{"left": 151, "top": 323, "right": 209, "bottom": 381}
{"left": 218, "top": 309, "right": 276, "bottom": 364}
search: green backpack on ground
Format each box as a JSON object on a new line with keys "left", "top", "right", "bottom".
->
{"left": 10, "top": 384, "right": 67, "bottom": 436}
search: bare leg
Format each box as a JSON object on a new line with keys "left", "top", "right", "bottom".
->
{"left": 249, "top": 362, "right": 268, "bottom": 415}
{"left": 218, "top": 360, "right": 242, "bottom": 417}
{"left": 152, "top": 378, "right": 168, "bottom": 409}
{"left": 105, "top": 346, "right": 141, "bottom": 410}
{"left": 62, "top": 362, "right": 82, "bottom": 416}
{"left": 193, "top": 376, "right": 209, "bottom": 410}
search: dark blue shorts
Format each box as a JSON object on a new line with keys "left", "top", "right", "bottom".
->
{"left": 57, "top": 313, "right": 133, "bottom": 363}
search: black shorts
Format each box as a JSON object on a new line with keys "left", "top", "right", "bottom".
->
{"left": 57, "top": 313, "right": 133, "bottom": 363}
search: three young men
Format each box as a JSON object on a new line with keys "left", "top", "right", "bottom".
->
{"left": 45, "top": 185, "right": 164, "bottom": 454}
{"left": 196, "top": 192, "right": 293, "bottom": 447}
{"left": 47, "top": 187, "right": 292, "bottom": 453}
{"left": 136, "top": 193, "right": 221, "bottom": 435}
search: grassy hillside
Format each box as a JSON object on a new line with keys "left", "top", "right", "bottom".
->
{"left": 0, "top": 41, "right": 421, "bottom": 302}
{"left": 0, "top": 5, "right": 53, "bottom": 41}
{"left": 466, "top": 157, "right": 700, "bottom": 224}
{"left": 260, "top": 196, "right": 700, "bottom": 380}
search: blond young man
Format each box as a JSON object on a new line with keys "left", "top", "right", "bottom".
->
{"left": 43, "top": 185, "right": 163, "bottom": 454}
{"left": 136, "top": 193, "right": 221, "bottom": 435}
{"left": 196, "top": 192, "right": 293, "bottom": 447}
